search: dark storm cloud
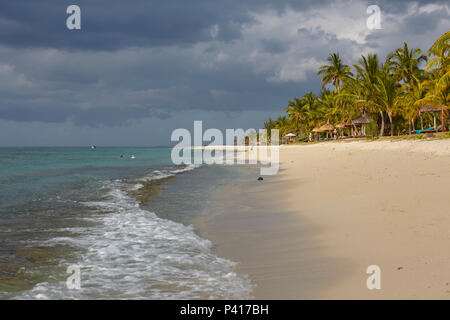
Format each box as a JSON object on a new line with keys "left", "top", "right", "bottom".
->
{"left": 402, "top": 8, "right": 449, "bottom": 35}
{"left": 0, "top": 0, "right": 321, "bottom": 50}
{"left": 260, "top": 39, "right": 290, "bottom": 54}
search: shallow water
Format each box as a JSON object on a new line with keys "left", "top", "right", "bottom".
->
{"left": 0, "top": 147, "right": 253, "bottom": 299}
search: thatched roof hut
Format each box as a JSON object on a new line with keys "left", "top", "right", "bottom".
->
{"left": 312, "top": 127, "right": 323, "bottom": 133}
{"left": 336, "top": 121, "right": 352, "bottom": 128}
{"left": 420, "top": 105, "right": 445, "bottom": 113}
{"left": 319, "top": 120, "right": 335, "bottom": 132}
{"left": 352, "top": 114, "right": 372, "bottom": 125}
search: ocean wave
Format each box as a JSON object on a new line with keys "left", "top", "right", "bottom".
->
{"left": 15, "top": 176, "right": 252, "bottom": 300}
{"left": 139, "top": 164, "right": 200, "bottom": 183}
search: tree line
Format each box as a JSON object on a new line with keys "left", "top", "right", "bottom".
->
{"left": 264, "top": 31, "right": 449, "bottom": 140}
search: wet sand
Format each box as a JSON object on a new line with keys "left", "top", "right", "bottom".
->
{"left": 199, "top": 139, "right": 450, "bottom": 299}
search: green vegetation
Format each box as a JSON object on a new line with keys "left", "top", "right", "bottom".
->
{"left": 265, "top": 32, "right": 449, "bottom": 142}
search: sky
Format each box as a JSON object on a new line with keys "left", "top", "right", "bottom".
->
{"left": 0, "top": 0, "right": 448, "bottom": 146}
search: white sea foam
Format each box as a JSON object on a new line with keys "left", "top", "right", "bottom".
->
{"left": 16, "top": 172, "right": 252, "bottom": 300}
{"left": 139, "top": 164, "right": 200, "bottom": 183}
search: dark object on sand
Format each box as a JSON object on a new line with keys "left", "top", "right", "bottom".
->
{"left": 257, "top": 177, "right": 263, "bottom": 181}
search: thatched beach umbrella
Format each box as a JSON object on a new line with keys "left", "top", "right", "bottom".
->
{"left": 352, "top": 114, "right": 372, "bottom": 135}
{"left": 318, "top": 120, "right": 335, "bottom": 139}
{"left": 311, "top": 127, "right": 323, "bottom": 141}
{"left": 352, "top": 114, "right": 372, "bottom": 125}
{"left": 312, "top": 127, "right": 322, "bottom": 132}
{"left": 319, "top": 122, "right": 335, "bottom": 132}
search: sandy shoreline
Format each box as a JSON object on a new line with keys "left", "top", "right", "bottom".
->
{"left": 199, "top": 139, "right": 450, "bottom": 299}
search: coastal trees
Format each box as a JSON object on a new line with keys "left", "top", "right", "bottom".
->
{"left": 266, "top": 32, "right": 449, "bottom": 141}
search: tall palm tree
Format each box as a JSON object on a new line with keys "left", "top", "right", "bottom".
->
{"left": 402, "top": 77, "right": 426, "bottom": 133}
{"left": 353, "top": 53, "right": 385, "bottom": 135}
{"left": 337, "top": 77, "right": 365, "bottom": 131}
{"left": 355, "top": 53, "right": 381, "bottom": 85}
{"left": 318, "top": 52, "right": 353, "bottom": 93}
{"left": 387, "top": 42, "right": 427, "bottom": 86}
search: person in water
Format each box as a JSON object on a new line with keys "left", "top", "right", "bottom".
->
{"left": 119, "top": 155, "right": 124, "bottom": 159}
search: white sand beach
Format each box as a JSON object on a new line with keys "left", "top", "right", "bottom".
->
{"left": 200, "top": 139, "right": 450, "bottom": 299}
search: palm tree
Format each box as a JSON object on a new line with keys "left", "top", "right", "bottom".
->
{"left": 402, "top": 77, "right": 426, "bottom": 133}
{"left": 275, "top": 116, "right": 290, "bottom": 139}
{"left": 353, "top": 53, "right": 385, "bottom": 135}
{"left": 302, "top": 91, "right": 318, "bottom": 114}
{"left": 387, "top": 42, "right": 427, "bottom": 86}
{"left": 417, "top": 31, "right": 450, "bottom": 131}
{"left": 355, "top": 53, "right": 381, "bottom": 85}
{"left": 285, "top": 97, "right": 307, "bottom": 135}
{"left": 316, "top": 90, "right": 338, "bottom": 124}
{"left": 263, "top": 117, "right": 276, "bottom": 139}
{"left": 426, "top": 31, "right": 449, "bottom": 91}
{"left": 318, "top": 52, "right": 353, "bottom": 93}
{"left": 375, "top": 71, "right": 403, "bottom": 136}
{"left": 337, "top": 77, "right": 365, "bottom": 131}
{"left": 415, "top": 72, "right": 449, "bottom": 131}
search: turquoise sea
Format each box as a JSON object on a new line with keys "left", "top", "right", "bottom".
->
{"left": 0, "top": 147, "right": 252, "bottom": 299}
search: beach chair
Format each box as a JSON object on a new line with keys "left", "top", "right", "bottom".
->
{"left": 415, "top": 126, "right": 441, "bottom": 134}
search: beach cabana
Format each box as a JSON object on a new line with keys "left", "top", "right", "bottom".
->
{"left": 335, "top": 121, "right": 351, "bottom": 138}
{"left": 311, "top": 127, "right": 323, "bottom": 141}
{"left": 351, "top": 114, "right": 372, "bottom": 136}
{"left": 418, "top": 105, "right": 448, "bottom": 132}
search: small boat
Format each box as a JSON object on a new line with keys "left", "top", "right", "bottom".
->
{"left": 131, "top": 155, "right": 136, "bottom": 159}
{"left": 91, "top": 145, "right": 97, "bottom": 149}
